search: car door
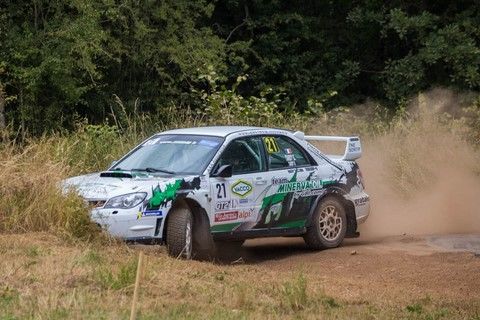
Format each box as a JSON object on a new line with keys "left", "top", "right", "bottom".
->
{"left": 209, "top": 136, "right": 269, "bottom": 233}
{"left": 252, "top": 134, "right": 319, "bottom": 230}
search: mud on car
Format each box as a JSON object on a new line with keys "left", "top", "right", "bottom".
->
{"left": 64, "top": 126, "right": 370, "bottom": 259}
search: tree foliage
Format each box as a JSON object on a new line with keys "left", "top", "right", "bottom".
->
{"left": 1, "top": 0, "right": 479, "bottom": 133}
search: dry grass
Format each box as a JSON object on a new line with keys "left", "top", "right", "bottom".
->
{"left": 1, "top": 234, "right": 479, "bottom": 320}
{"left": 0, "top": 138, "right": 101, "bottom": 240}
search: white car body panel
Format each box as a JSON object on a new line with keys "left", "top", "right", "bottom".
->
{"left": 63, "top": 126, "right": 370, "bottom": 241}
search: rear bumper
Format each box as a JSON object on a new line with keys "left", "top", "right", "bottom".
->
{"left": 350, "top": 193, "right": 370, "bottom": 224}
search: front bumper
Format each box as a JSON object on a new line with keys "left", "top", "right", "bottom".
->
{"left": 91, "top": 207, "right": 164, "bottom": 241}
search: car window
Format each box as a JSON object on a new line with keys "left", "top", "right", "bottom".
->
{"left": 215, "top": 137, "right": 265, "bottom": 175}
{"left": 263, "top": 136, "right": 311, "bottom": 169}
{"left": 112, "top": 134, "right": 223, "bottom": 175}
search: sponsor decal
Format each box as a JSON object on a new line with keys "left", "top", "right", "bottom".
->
{"left": 237, "top": 130, "right": 287, "bottom": 137}
{"left": 231, "top": 180, "right": 253, "bottom": 197}
{"left": 238, "top": 210, "right": 253, "bottom": 219}
{"left": 277, "top": 180, "right": 333, "bottom": 193}
{"left": 215, "top": 199, "right": 249, "bottom": 211}
{"left": 293, "top": 189, "right": 326, "bottom": 199}
{"left": 354, "top": 196, "right": 369, "bottom": 206}
{"left": 157, "top": 140, "right": 196, "bottom": 144}
{"left": 285, "top": 154, "right": 295, "bottom": 162}
{"left": 285, "top": 153, "right": 296, "bottom": 166}
{"left": 198, "top": 139, "right": 220, "bottom": 147}
{"left": 214, "top": 211, "right": 238, "bottom": 222}
{"left": 348, "top": 142, "right": 361, "bottom": 153}
{"left": 137, "top": 210, "right": 163, "bottom": 219}
{"left": 271, "top": 177, "right": 289, "bottom": 185}
{"left": 214, "top": 210, "right": 254, "bottom": 222}
{"left": 215, "top": 200, "right": 231, "bottom": 211}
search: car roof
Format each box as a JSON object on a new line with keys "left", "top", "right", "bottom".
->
{"left": 160, "top": 126, "right": 283, "bottom": 137}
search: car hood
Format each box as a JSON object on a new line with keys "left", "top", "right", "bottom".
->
{"left": 62, "top": 171, "right": 192, "bottom": 200}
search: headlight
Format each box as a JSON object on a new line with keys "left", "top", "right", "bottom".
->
{"left": 104, "top": 192, "right": 147, "bottom": 209}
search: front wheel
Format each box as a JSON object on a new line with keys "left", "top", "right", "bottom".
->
{"left": 304, "top": 196, "right": 347, "bottom": 249}
{"left": 166, "top": 205, "right": 194, "bottom": 259}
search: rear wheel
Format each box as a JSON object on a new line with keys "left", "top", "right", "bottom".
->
{"left": 166, "top": 205, "right": 194, "bottom": 259}
{"left": 304, "top": 196, "right": 347, "bottom": 249}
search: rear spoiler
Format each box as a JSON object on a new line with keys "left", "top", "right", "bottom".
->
{"left": 293, "top": 131, "right": 362, "bottom": 161}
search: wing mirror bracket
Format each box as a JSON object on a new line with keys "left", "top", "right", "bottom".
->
{"left": 211, "top": 164, "right": 233, "bottom": 178}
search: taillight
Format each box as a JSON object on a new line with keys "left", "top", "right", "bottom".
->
{"left": 357, "top": 169, "right": 365, "bottom": 189}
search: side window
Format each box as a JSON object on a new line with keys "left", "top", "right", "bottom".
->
{"left": 263, "top": 136, "right": 311, "bottom": 169}
{"left": 214, "top": 137, "right": 266, "bottom": 175}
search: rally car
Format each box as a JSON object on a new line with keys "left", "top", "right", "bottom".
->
{"left": 64, "top": 126, "right": 370, "bottom": 259}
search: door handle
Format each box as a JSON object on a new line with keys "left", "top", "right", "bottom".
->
{"left": 255, "top": 178, "right": 267, "bottom": 185}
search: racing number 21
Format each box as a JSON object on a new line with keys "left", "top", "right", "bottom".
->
{"left": 264, "top": 137, "right": 280, "bottom": 153}
{"left": 216, "top": 183, "right": 227, "bottom": 199}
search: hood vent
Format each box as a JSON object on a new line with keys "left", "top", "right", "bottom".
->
{"left": 99, "top": 171, "right": 133, "bottom": 178}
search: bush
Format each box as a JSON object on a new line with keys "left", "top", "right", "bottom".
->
{"left": 0, "top": 138, "right": 101, "bottom": 241}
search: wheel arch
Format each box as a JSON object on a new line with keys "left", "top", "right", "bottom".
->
{"left": 306, "top": 187, "right": 357, "bottom": 237}
{"left": 162, "top": 197, "right": 211, "bottom": 243}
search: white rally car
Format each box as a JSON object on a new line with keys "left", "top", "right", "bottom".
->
{"left": 64, "top": 126, "right": 370, "bottom": 259}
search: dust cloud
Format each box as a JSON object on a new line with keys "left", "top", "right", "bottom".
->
{"left": 357, "top": 89, "right": 480, "bottom": 237}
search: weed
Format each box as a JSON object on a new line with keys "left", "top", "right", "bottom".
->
{"left": 96, "top": 258, "right": 137, "bottom": 290}
{"left": 406, "top": 302, "right": 424, "bottom": 314}
{"left": 234, "top": 283, "right": 252, "bottom": 310}
{"left": 281, "top": 273, "right": 308, "bottom": 311}
{"left": 79, "top": 249, "right": 103, "bottom": 266}
{"left": 323, "top": 296, "right": 341, "bottom": 309}
{"left": 0, "top": 287, "right": 19, "bottom": 307}
{"left": 25, "top": 245, "right": 40, "bottom": 258}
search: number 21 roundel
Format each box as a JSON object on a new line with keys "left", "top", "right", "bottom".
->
{"left": 263, "top": 137, "right": 280, "bottom": 153}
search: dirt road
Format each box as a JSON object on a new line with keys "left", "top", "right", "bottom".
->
{"left": 240, "top": 234, "right": 480, "bottom": 303}
{"left": 1, "top": 233, "right": 479, "bottom": 318}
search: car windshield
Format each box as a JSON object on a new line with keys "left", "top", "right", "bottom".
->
{"left": 111, "top": 134, "right": 224, "bottom": 175}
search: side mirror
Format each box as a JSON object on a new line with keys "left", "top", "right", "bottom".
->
{"left": 212, "top": 165, "right": 233, "bottom": 178}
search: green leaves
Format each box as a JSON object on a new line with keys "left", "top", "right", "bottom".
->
{"left": 1, "top": 1, "right": 480, "bottom": 134}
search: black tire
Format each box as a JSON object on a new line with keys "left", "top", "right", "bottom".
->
{"left": 166, "top": 204, "right": 194, "bottom": 259}
{"left": 304, "top": 196, "right": 347, "bottom": 250}
{"left": 191, "top": 209, "right": 216, "bottom": 261}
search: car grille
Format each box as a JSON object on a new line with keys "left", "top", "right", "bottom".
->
{"left": 87, "top": 200, "right": 106, "bottom": 208}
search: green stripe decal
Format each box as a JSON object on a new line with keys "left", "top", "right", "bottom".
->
{"left": 277, "top": 219, "right": 306, "bottom": 228}
{"left": 211, "top": 223, "right": 242, "bottom": 233}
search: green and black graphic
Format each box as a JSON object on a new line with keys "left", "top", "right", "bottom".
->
{"left": 255, "top": 171, "right": 335, "bottom": 228}
{"left": 141, "top": 177, "right": 202, "bottom": 211}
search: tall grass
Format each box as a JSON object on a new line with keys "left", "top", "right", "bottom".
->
{"left": 0, "top": 137, "right": 100, "bottom": 240}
